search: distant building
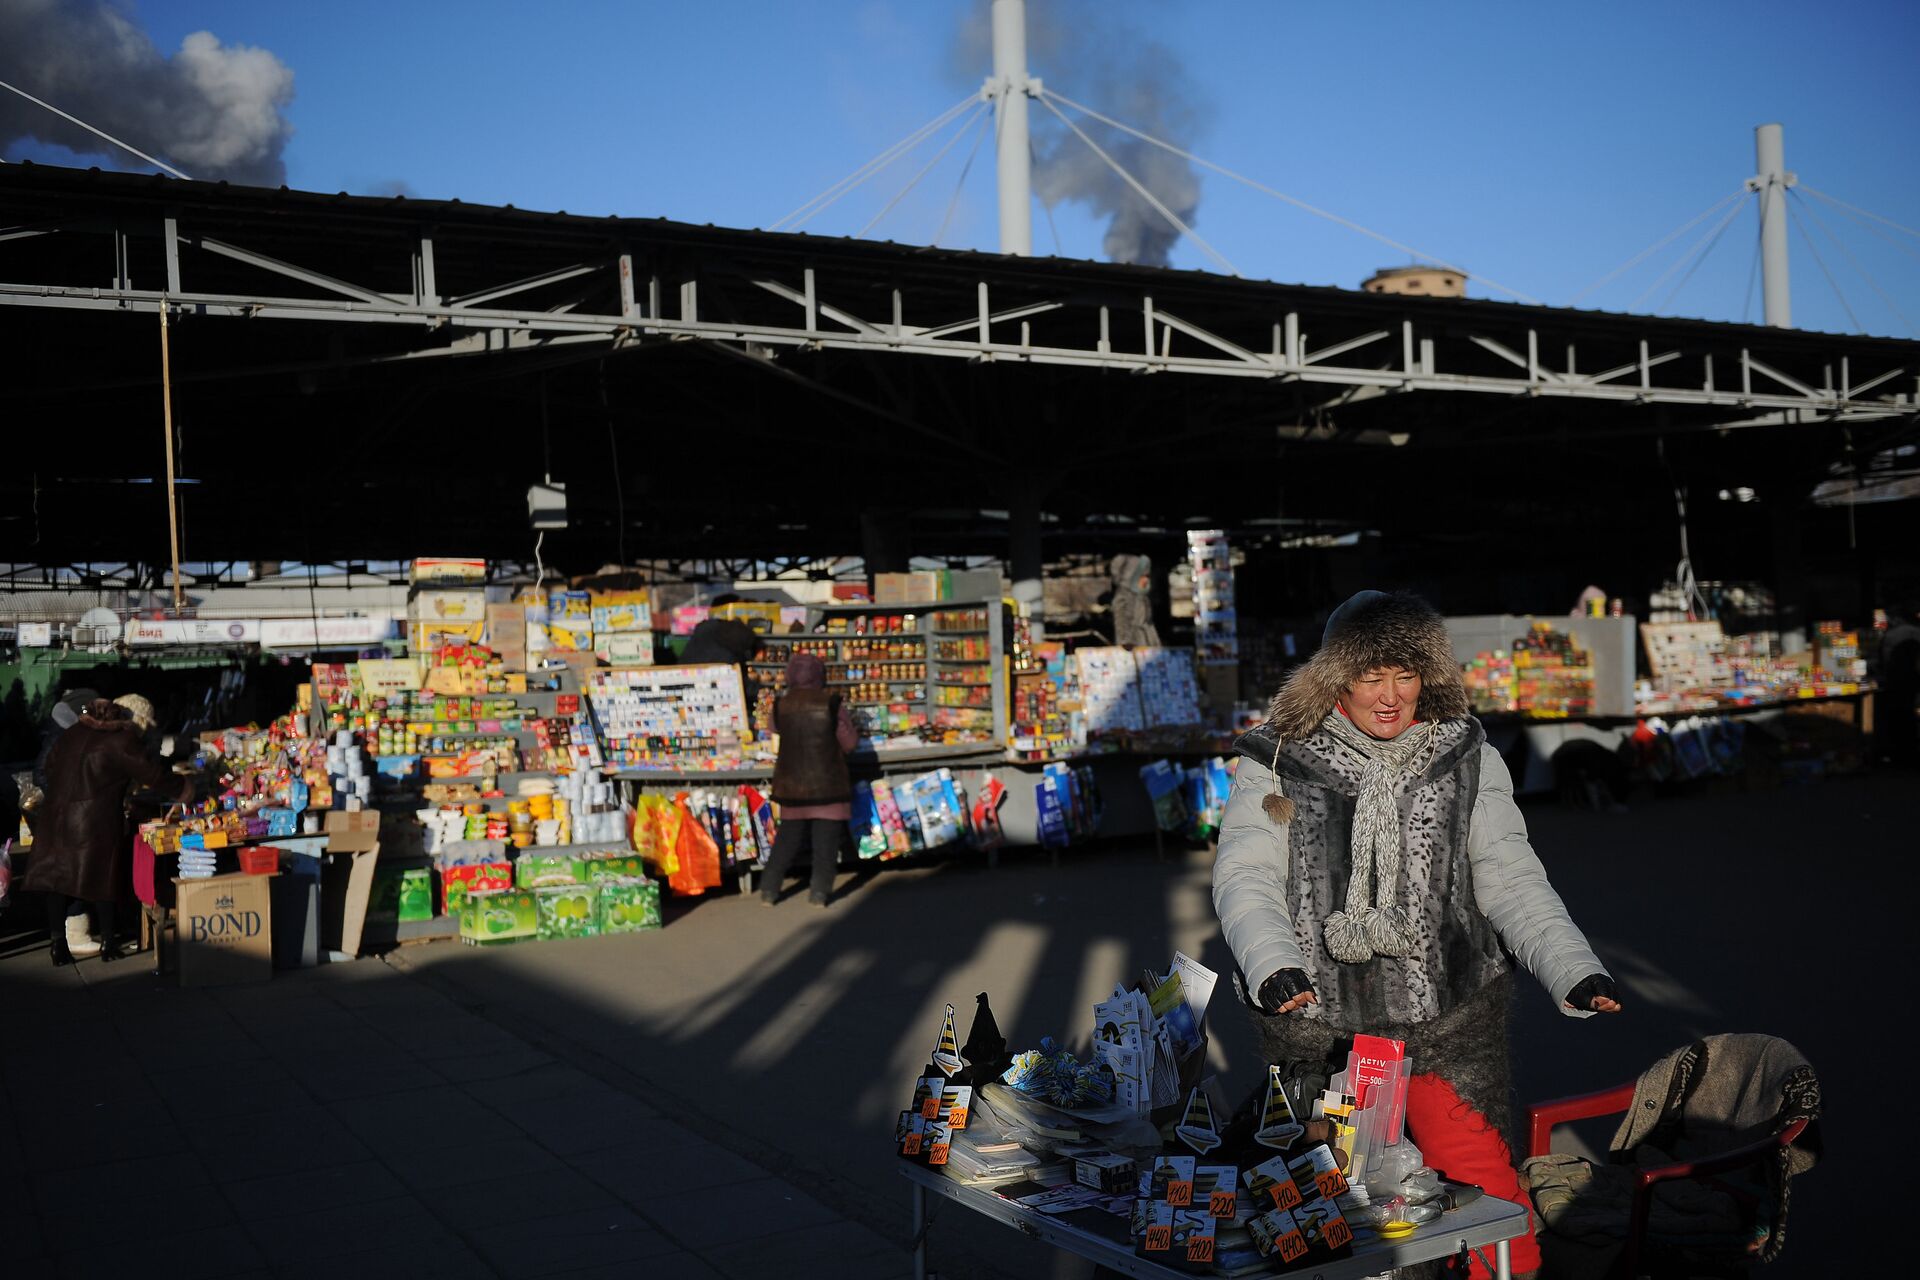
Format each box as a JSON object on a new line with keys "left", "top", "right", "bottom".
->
{"left": 1362, "top": 266, "right": 1465, "bottom": 297}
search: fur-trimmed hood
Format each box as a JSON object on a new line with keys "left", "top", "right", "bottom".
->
{"left": 1261, "top": 590, "right": 1467, "bottom": 742}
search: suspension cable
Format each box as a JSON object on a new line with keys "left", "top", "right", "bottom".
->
{"left": 1630, "top": 196, "right": 1746, "bottom": 312}
{"left": 1792, "top": 190, "right": 1914, "bottom": 336}
{"left": 1568, "top": 190, "right": 1748, "bottom": 304}
{"left": 933, "top": 109, "right": 994, "bottom": 246}
{"left": 859, "top": 101, "right": 989, "bottom": 239}
{"left": 1787, "top": 197, "right": 1862, "bottom": 332}
{"left": 1037, "top": 94, "right": 1239, "bottom": 276}
{"left": 1042, "top": 86, "right": 1540, "bottom": 303}
{"left": 771, "top": 93, "right": 978, "bottom": 232}
{"left": 0, "top": 75, "right": 192, "bottom": 179}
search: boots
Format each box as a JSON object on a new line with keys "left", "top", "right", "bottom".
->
{"left": 65, "top": 913, "right": 101, "bottom": 960}
{"left": 50, "top": 936, "right": 74, "bottom": 966}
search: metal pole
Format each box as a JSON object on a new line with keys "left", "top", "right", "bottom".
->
{"left": 1750, "top": 123, "right": 1793, "bottom": 328}
{"left": 159, "top": 301, "right": 184, "bottom": 614}
{"left": 991, "top": 0, "right": 1033, "bottom": 256}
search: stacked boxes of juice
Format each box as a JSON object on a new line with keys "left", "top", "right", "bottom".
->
{"left": 1460, "top": 649, "right": 1518, "bottom": 715}
{"left": 1512, "top": 622, "right": 1594, "bottom": 718}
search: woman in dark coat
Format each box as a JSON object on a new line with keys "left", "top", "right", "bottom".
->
{"left": 761, "top": 653, "right": 858, "bottom": 907}
{"left": 23, "top": 699, "right": 190, "bottom": 964}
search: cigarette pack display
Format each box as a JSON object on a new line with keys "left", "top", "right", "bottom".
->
{"left": 1074, "top": 1152, "right": 1136, "bottom": 1193}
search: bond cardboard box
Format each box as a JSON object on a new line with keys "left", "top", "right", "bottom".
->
{"left": 173, "top": 872, "right": 274, "bottom": 987}
{"left": 320, "top": 811, "right": 381, "bottom": 958}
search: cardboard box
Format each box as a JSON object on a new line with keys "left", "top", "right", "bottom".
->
{"left": 487, "top": 604, "right": 527, "bottom": 667}
{"left": 174, "top": 872, "right": 274, "bottom": 987}
{"left": 320, "top": 811, "right": 381, "bottom": 958}
{"left": 412, "top": 557, "right": 487, "bottom": 584}
{"left": 596, "top": 878, "right": 662, "bottom": 933}
{"left": 460, "top": 888, "right": 538, "bottom": 945}
{"left": 593, "top": 632, "right": 654, "bottom": 667}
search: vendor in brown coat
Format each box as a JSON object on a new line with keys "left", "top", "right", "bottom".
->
{"left": 761, "top": 653, "right": 857, "bottom": 907}
{"left": 22, "top": 698, "right": 190, "bottom": 965}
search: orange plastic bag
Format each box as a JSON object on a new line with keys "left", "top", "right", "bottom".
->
{"left": 666, "top": 792, "right": 723, "bottom": 897}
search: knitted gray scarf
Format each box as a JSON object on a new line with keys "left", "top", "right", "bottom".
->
{"left": 1317, "top": 709, "right": 1441, "bottom": 963}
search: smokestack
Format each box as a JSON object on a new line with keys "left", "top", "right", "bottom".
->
{"left": 956, "top": 0, "right": 1208, "bottom": 268}
{"left": 0, "top": 0, "right": 294, "bottom": 185}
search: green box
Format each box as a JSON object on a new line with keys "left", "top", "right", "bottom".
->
{"left": 534, "top": 884, "right": 600, "bottom": 940}
{"left": 515, "top": 854, "right": 586, "bottom": 888}
{"left": 596, "top": 877, "right": 662, "bottom": 934}
{"left": 581, "top": 854, "right": 648, "bottom": 883}
{"left": 397, "top": 868, "right": 435, "bottom": 923}
{"left": 460, "top": 888, "right": 539, "bottom": 945}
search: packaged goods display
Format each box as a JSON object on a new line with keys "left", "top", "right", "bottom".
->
{"left": 1186, "top": 530, "right": 1239, "bottom": 666}
{"left": 1073, "top": 647, "right": 1204, "bottom": 740}
{"left": 588, "top": 664, "right": 751, "bottom": 770}
{"left": 745, "top": 602, "right": 1004, "bottom": 756}
{"left": 1512, "top": 623, "right": 1594, "bottom": 719}
{"left": 1460, "top": 649, "right": 1517, "bottom": 715}
{"left": 850, "top": 768, "right": 974, "bottom": 859}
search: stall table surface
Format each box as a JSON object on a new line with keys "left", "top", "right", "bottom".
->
{"left": 898, "top": 1162, "right": 1528, "bottom": 1280}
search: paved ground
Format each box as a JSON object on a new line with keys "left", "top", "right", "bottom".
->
{"left": 3, "top": 768, "right": 1901, "bottom": 1277}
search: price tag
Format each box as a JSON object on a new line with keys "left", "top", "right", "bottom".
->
{"left": 1143, "top": 1225, "right": 1172, "bottom": 1252}
{"left": 928, "top": 1140, "right": 950, "bottom": 1166}
{"left": 1165, "top": 1180, "right": 1194, "bottom": 1208}
{"left": 1323, "top": 1217, "right": 1354, "bottom": 1249}
{"left": 1277, "top": 1230, "right": 1308, "bottom": 1263}
{"left": 1185, "top": 1236, "right": 1215, "bottom": 1264}
{"left": 1315, "top": 1168, "right": 1349, "bottom": 1199}
{"left": 947, "top": 1104, "right": 969, "bottom": 1130}
{"left": 1270, "top": 1180, "right": 1303, "bottom": 1211}
{"left": 902, "top": 1133, "right": 924, "bottom": 1156}
{"left": 921, "top": 1097, "right": 941, "bottom": 1119}
{"left": 1208, "top": 1191, "right": 1236, "bottom": 1218}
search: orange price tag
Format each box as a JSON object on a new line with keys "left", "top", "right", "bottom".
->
{"left": 1316, "top": 1169, "right": 1349, "bottom": 1199}
{"left": 902, "top": 1133, "right": 923, "bottom": 1156}
{"left": 1208, "top": 1191, "right": 1236, "bottom": 1218}
{"left": 1324, "top": 1218, "right": 1354, "bottom": 1249}
{"left": 1270, "top": 1181, "right": 1303, "bottom": 1211}
{"left": 1165, "top": 1180, "right": 1194, "bottom": 1208}
{"left": 1185, "top": 1236, "right": 1215, "bottom": 1264}
{"left": 1143, "top": 1226, "right": 1172, "bottom": 1252}
{"left": 947, "top": 1105, "right": 969, "bottom": 1130}
{"left": 928, "top": 1142, "right": 950, "bottom": 1166}
{"left": 1277, "top": 1230, "right": 1308, "bottom": 1262}
{"left": 921, "top": 1097, "right": 940, "bottom": 1119}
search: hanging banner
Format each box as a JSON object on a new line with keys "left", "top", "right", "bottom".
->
{"left": 123, "top": 619, "right": 260, "bottom": 646}
{"left": 260, "top": 617, "right": 397, "bottom": 649}
{"left": 17, "top": 622, "right": 53, "bottom": 647}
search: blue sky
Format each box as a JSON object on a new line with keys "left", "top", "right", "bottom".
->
{"left": 8, "top": 1, "right": 1918, "bottom": 337}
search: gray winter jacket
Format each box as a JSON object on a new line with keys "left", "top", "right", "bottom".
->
{"left": 1215, "top": 738, "right": 1606, "bottom": 1024}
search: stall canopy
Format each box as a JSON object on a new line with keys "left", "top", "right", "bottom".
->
{"left": 4, "top": 160, "right": 1917, "bottom": 607}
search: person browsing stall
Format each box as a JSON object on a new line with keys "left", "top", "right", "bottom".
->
{"left": 1212, "top": 591, "right": 1620, "bottom": 1280}
{"left": 761, "top": 653, "right": 858, "bottom": 908}
{"left": 23, "top": 698, "right": 192, "bottom": 965}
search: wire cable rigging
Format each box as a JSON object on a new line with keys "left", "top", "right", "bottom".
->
{"left": 1801, "top": 186, "right": 1920, "bottom": 268}
{"left": 1041, "top": 86, "right": 1540, "bottom": 304}
{"left": 1798, "top": 185, "right": 1920, "bottom": 242}
{"left": 1741, "top": 210, "right": 1763, "bottom": 325}
{"left": 1791, "top": 190, "right": 1914, "bottom": 336}
{"left": 1660, "top": 195, "right": 1746, "bottom": 313}
{"left": 0, "top": 76, "right": 194, "bottom": 179}
{"left": 859, "top": 101, "right": 989, "bottom": 239}
{"left": 932, "top": 109, "right": 994, "bottom": 247}
{"left": 1785, "top": 197, "right": 1862, "bottom": 333}
{"left": 1567, "top": 190, "right": 1749, "bottom": 305}
{"left": 770, "top": 93, "right": 978, "bottom": 232}
{"left": 1037, "top": 94, "right": 1239, "bottom": 276}
{"left": 1629, "top": 196, "right": 1747, "bottom": 312}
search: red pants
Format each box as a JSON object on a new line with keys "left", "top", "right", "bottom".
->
{"left": 1404, "top": 1072, "right": 1540, "bottom": 1276}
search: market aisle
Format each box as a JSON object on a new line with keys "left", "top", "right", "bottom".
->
{"left": 390, "top": 771, "right": 1904, "bottom": 1279}
{"left": 0, "top": 936, "right": 914, "bottom": 1280}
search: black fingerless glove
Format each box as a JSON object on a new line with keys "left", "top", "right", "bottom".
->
{"left": 1565, "top": 974, "right": 1618, "bottom": 1010}
{"left": 1259, "top": 968, "right": 1316, "bottom": 1012}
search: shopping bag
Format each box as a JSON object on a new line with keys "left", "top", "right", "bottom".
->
{"left": 666, "top": 792, "right": 723, "bottom": 896}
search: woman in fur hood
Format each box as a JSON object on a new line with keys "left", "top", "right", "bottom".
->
{"left": 1213, "top": 590, "right": 1619, "bottom": 1278}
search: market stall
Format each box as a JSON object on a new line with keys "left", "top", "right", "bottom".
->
{"left": 893, "top": 958, "right": 1530, "bottom": 1279}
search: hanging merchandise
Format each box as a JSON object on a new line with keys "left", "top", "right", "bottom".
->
{"left": 1186, "top": 530, "right": 1239, "bottom": 666}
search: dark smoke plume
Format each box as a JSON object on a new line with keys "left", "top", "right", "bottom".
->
{"left": 954, "top": 0, "right": 1208, "bottom": 267}
{"left": 0, "top": 0, "right": 294, "bottom": 185}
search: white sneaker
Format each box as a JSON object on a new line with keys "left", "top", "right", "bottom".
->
{"left": 66, "top": 914, "right": 102, "bottom": 959}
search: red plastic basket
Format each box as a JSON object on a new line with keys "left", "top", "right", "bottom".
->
{"left": 239, "top": 846, "right": 280, "bottom": 875}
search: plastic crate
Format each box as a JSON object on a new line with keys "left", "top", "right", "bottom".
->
{"left": 239, "top": 846, "right": 281, "bottom": 876}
